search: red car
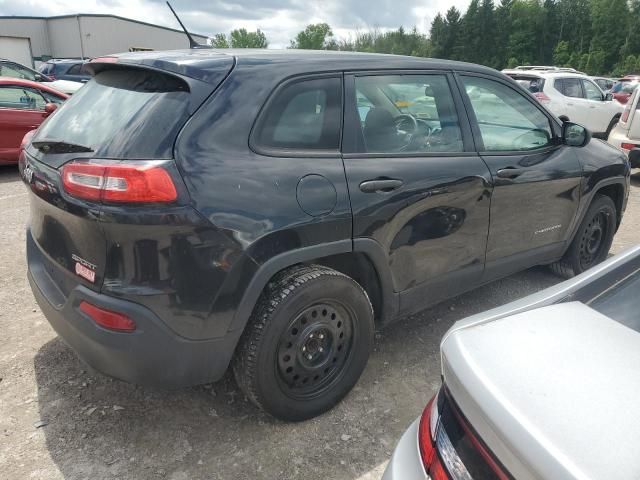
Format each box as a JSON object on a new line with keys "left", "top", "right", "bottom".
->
{"left": 0, "top": 77, "right": 68, "bottom": 164}
{"left": 611, "top": 75, "right": 640, "bottom": 104}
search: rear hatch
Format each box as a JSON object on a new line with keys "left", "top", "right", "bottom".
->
{"left": 21, "top": 58, "right": 233, "bottom": 294}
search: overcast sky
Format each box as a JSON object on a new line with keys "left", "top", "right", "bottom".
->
{"left": 0, "top": 0, "right": 471, "bottom": 48}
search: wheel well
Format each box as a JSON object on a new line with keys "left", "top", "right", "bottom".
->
{"left": 596, "top": 183, "right": 624, "bottom": 227}
{"left": 305, "top": 252, "right": 383, "bottom": 324}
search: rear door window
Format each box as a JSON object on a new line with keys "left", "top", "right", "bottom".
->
{"left": 556, "top": 78, "right": 584, "bottom": 98}
{"left": 252, "top": 77, "right": 342, "bottom": 152}
{"left": 66, "top": 64, "right": 83, "bottom": 75}
{"left": 34, "top": 68, "right": 191, "bottom": 158}
{"left": 351, "top": 74, "right": 463, "bottom": 154}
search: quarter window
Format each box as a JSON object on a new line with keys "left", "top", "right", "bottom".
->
{"left": 353, "top": 74, "right": 463, "bottom": 154}
{"left": 582, "top": 80, "right": 603, "bottom": 101}
{"left": 253, "top": 77, "right": 342, "bottom": 152}
{"left": 0, "top": 87, "right": 46, "bottom": 110}
{"left": 461, "top": 76, "right": 553, "bottom": 152}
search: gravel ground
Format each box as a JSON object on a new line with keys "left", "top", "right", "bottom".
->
{"left": 1, "top": 164, "right": 638, "bottom": 480}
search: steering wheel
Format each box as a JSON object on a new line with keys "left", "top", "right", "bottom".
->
{"left": 394, "top": 114, "right": 418, "bottom": 135}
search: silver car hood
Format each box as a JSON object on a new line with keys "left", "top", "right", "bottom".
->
{"left": 442, "top": 302, "right": 640, "bottom": 480}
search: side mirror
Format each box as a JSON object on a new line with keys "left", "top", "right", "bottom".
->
{"left": 43, "top": 103, "right": 58, "bottom": 117}
{"left": 629, "top": 148, "right": 640, "bottom": 166}
{"left": 605, "top": 92, "right": 613, "bottom": 101}
{"left": 562, "top": 122, "right": 591, "bottom": 147}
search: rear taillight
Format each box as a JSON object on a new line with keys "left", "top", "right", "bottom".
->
{"left": 420, "top": 387, "right": 512, "bottom": 480}
{"left": 621, "top": 143, "right": 638, "bottom": 151}
{"left": 61, "top": 161, "right": 177, "bottom": 203}
{"left": 418, "top": 392, "right": 450, "bottom": 479}
{"left": 533, "top": 92, "right": 551, "bottom": 103}
{"left": 79, "top": 301, "right": 136, "bottom": 332}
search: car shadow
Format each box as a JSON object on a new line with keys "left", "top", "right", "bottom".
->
{"left": 34, "top": 267, "right": 560, "bottom": 480}
{"left": 0, "top": 164, "right": 19, "bottom": 184}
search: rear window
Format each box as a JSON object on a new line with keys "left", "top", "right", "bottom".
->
{"left": 34, "top": 68, "right": 190, "bottom": 158}
{"left": 509, "top": 75, "right": 545, "bottom": 94}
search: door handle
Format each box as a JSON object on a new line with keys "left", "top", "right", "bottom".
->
{"left": 496, "top": 167, "right": 525, "bottom": 179}
{"left": 359, "top": 178, "right": 404, "bottom": 193}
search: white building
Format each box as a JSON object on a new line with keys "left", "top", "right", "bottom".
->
{"left": 0, "top": 14, "right": 209, "bottom": 67}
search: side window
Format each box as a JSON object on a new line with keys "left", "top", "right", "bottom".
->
{"left": 353, "top": 74, "right": 463, "bottom": 154}
{"left": 558, "top": 78, "right": 583, "bottom": 98}
{"left": 253, "top": 77, "right": 341, "bottom": 151}
{"left": 67, "top": 64, "right": 83, "bottom": 75}
{"left": 0, "top": 87, "right": 46, "bottom": 110}
{"left": 0, "top": 62, "right": 36, "bottom": 81}
{"left": 582, "top": 80, "right": 603, "bottom": 101}
{"left": 461, "top": 76, "right": 553, "bottom": 152}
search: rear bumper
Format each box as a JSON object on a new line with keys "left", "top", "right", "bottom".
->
{"left": 607, "top": 126, "right": 640, "bottom": 167}
{"left": 28, "top": 232, "right": 241, "bottom": 389}
{"left": 382, "top": 419, "right": 429, "bottom": 480}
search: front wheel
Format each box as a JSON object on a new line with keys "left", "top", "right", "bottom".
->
{"left": 550, "top": 194, "right": 616, "bottom": 278}
{"left": 233, "top": 265, "right": 374, "bottom": 421}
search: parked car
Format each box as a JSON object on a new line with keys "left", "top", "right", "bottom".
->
{"left": 0, "top": 58, "right": 83, "bottom": 95}
{"left": 39, "top": 59, "right": 92, "bottom": 83}
{"left": 608, "top": 87, "right": 640, "bottom": 166}
{"left": 0, "top": 77, "right": 67, "bottom": 164}
{"left": 503, "top": 69, "right": 623, "bottom": 138}
{"left": 383, "top": 245, "right": 640, "bottom": 480}
{"left": 610, "top": 75, "right": 640, "bottom": 104}
{"left": 590, "top": 75, "right": 616, "bottom": 92}
{"left": 21, "top": 50, "right": 629, "bottom": 421}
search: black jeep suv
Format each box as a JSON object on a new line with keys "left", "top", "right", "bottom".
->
{"left": 21, "top": 50, "right": 629, "bottom": 421}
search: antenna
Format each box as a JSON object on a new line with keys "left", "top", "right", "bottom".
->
{"left": 166, "top": 1, "right": 211, "bottom": 49}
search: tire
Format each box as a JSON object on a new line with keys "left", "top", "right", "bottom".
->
{"left": 550, "top": 194, "right": 616, "bottom": 279}
{"left": 232, "top": 264, "right": 374, "bottom": 421}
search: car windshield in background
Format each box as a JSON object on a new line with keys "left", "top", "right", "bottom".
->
{"left": 34, "top": 68, "right": 191, "bottom": 158}
{"left": 589, "top": 268, "right": 640, "bottom": 333}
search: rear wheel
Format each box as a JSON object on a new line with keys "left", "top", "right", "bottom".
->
{"left": 233, "top": 264, "right": 374, "bottom": 421}
{"left": 550, "top": 194, "right": 616, "bottom": 278}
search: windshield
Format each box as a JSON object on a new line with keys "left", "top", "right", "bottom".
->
{"left": 589, "top": 269, "right": 640, "bottom": 333}
{"left": 34, "top": 68, "right": 191, "bottom": 158}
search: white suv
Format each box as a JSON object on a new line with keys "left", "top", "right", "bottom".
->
{"left": 608, "top": 87, "right": 640, "bottom": 166}
{"left": 502, "top": 70, "right": 623, "bottom": 138}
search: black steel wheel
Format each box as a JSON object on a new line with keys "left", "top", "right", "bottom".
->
{"left": 233, "top": 264, "right": 374, "bottom": 421}
{"left": 276, "top": 301, "right": 354, "bottom": 400}
{"left": 550, "top": 194, "right": 616, "bottom": 278}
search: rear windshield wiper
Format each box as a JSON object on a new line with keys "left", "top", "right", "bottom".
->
{"left": 32, "top": 139, "right": 94, "bottom": 154}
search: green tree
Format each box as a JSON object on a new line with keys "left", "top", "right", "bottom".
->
{"left": 290, "top": 23, "right": 335, "bottom": 50}
{"left": 430, "top": 14, "right": 447, "bottom": 58}
{"left": 590, "top": 0, "right": 628, "bottom": 72}
{"left": 553, "top": 40, "right": 571, "bottom": 66}
{"left": 444, "top": 7, "right": 464, "bottom": 60}
{"left": 211, "top": 33, "right": 230, "bottom": 48}
{"left": 229, "top": 29, "right": 268, "bottom": 48}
